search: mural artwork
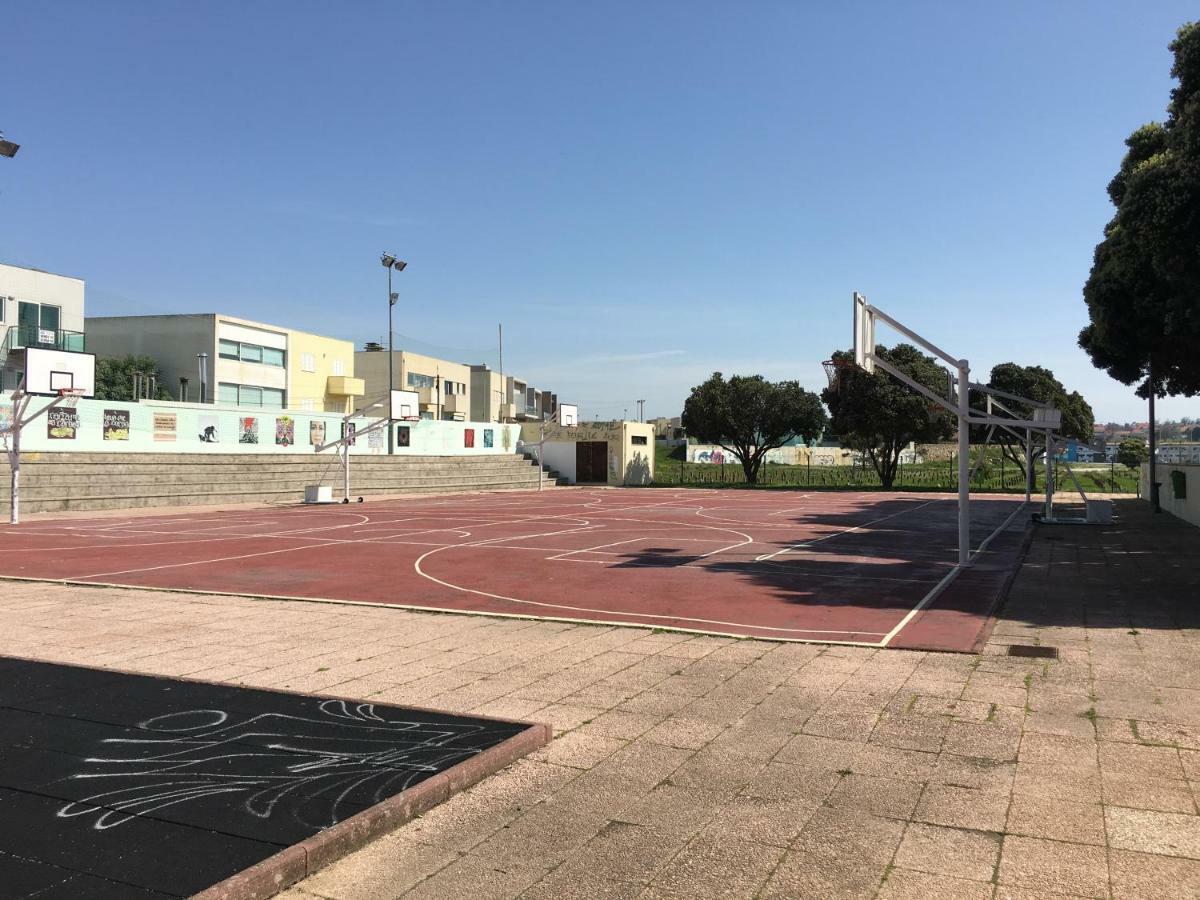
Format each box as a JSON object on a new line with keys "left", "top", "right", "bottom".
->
{"left": 103, "top": 409, "right": 130, "bottom": 441}
{"left": 239, "top": 417, "right": 259, "bottom": 445}
{"left": 197, "top": 415, "right": 219, "bottom": 443}
{"left": 276, "top": 416, "right": 295, "bottom": 447}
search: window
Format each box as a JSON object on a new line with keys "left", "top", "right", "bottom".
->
{"left": 407, "top": 372, "right": 435, "bottom": 389}
{"left": 332, "top": 359, "right": 345, "bottom": 376}
{"left": 631, "top": 435, "right": 648, "bottom": 445}
{"left": 299, "top": 398, "right": 315, "bottom": 411}
{"left": 526, "top": 387, "right": 537, "bottom": 409}
{"left": 217, "top": 382, "right": 286, "bottom": 408}
{"left": 301, "top": 353, "right": 316, "bottom": 373}
{"left": 217, "top": 338, "right": 285, "bottom": 366}
{"left": 444, "top": 380, "right": 465, "bottom": 396}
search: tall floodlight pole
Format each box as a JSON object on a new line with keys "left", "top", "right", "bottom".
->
{"left": 956, "top": 360, "right": 970, "bottom": 565}
{"left": 381, "top": 253, "right": 407, "bottom": 453}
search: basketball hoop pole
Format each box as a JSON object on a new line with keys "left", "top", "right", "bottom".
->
{"left": 5, "top": 384, "right": 82, "bottom": 525}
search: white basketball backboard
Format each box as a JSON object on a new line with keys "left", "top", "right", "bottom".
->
{"left": 23, "top": 348, "right": 96, "bottom": 397}
{"left": 853, "top": 292, "right": 875, "bottom": 373}
{"left": 559, "top": 403, "right": 578, "bottom": 426}
{"left": 390, "top": 389, "right": 420, "bottom": 420}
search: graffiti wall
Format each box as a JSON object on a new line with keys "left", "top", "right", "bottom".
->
{"left": 10, "top": 397, "right": 521, "bottom": 457}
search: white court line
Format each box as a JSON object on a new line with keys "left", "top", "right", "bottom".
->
{"left": 754, "top": 498, "right": 943, "bottom": 562}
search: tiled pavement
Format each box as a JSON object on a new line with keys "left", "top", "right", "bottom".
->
{"left": 1, "top": 500, "right": 1198, "bottom": 899}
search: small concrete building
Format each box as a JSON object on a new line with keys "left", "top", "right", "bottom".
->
{"left": 520, "top": 420, "right": 655, "bottom": 485}
{"left": 85, "top": 313, "right": 362, "bottom": 412}
{"left": 0, "top": 262, "right": 87, "bottom": 392}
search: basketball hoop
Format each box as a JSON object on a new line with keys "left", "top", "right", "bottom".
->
{"left": 822, "top": 358, "right": 856, "bottom": 393}
{"left": 57, "top": 388, "right": 86, "bottom": 408}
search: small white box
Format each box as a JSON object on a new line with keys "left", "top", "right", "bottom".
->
{"left": 304, "top": 484, "right": 333, "bottom": 504}
{"left": 1085, "top": 499, "right": 1113, "bottom": 525}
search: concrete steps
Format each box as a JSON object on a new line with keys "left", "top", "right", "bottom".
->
{"left": 0, "top": 452, "right": 554, "bottom": 513}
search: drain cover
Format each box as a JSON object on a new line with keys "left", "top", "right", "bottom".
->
{"left": 1007, "top": 645, "right": 1059, "bottom": 659}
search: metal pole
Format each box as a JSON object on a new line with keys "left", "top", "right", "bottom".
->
{"left": 1148, "top": 363, "right": 1159, "bottom": 512}
{"left": 498, "top": 323, "right": 504, "bottom": 422}
{"left": 1045, "top": 431, "right": 1054, "bottom": 520}
{"left": 956, "top": 362, "right": 970, "bottom": 565}
{"left": 9, "top": 396, "right": 25, "bottom": 525}
{"left": 1024, "top": 428, "right": 1032, "bottom": 502}
{"left": 387, "top": 265, "right": 394, "bottom": 455}
{"left": 198, "top": 353, "right": 208, "bottom": 403}
{"left": 343, "top": 442, "right": 350, "bottom": 501}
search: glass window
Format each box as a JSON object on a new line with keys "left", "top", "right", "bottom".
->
{"left": 261, "top": 387, "right": 284, "bottom": 408}
{"left": 407, "top": 372, "right": 435, "bottom": 389}
{"left": 631, "top": 435, "right": 648, "bottom": 445}
{"left": 332, "top": 359, "right": 344, "bottom": 376}
{"left": 219, "top": 339, "right": 240, "bottom": 359}
{"left": 261, "top": 347, "right": 284, "bottom": 367}
{"left": 239, "top": 385, "right": 263, "bottom": 406}
{"left": 39, "top": 305, "right": 60, "bottom": 331}
{"left": 239, "top": 343, "right": 263, "bottom": 363}
{"left": 218, "top": 382, "right": 239, "bottom": 404}
{"left": 301, "top": 353, "right": 316, "bottom": 373}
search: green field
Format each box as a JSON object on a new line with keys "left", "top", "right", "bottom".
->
{"left": 653, "top": 445, "right": 1139, "bottom": 494}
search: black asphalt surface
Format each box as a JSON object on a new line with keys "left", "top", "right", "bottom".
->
{"left": 0, "top": 657, "right": 526, "bottom": 898}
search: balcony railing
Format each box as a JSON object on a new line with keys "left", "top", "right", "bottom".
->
{"left": 3, "top": 324, "right": 86, "bottom": 354}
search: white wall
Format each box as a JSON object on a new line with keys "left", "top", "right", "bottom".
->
{"left": 0, "top": 263, "right": 86, "bottom": 334}
{"left": 540, "top": 441, "right": 577, "bottom": 482}
{"left": 1142, "top": 462, "right": 1200, "bottom": 527}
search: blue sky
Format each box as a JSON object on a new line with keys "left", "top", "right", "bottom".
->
{"left": 3, "top": 2, "right": 1198, "bottom": 423}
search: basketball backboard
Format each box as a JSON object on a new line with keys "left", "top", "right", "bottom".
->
{"left": 22, "top": 348, "right": 96, "bottom": 397}
{"left": 853, "top": 292, "right": 875, "bottom": 373}
{"left": 559, "top": 403, "right": 578, "bottom": 427}
{"left": 390, "top": 389, "right": 420, "bottom": 420}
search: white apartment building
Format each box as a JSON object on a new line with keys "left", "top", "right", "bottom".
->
{"left": 0, "top": 262, "right": 87, "bottom": 392}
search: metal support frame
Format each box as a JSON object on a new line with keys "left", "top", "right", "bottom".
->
{"left": 851, "top": 292, "right": 1103, "bottom": 569}
{"left": 314, "top": 394, "right": 392, "bottom": 502}
{"left": 3, "top": 383, "right": 81, "bottom": 525}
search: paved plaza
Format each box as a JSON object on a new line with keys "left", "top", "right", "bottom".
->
{"left": 2, "top": 500, "right": 1197, "bottom": 898}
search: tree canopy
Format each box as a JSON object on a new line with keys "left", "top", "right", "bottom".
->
{"left": 821, "top": 343, "right": 955, "bottom": 489}
{"left": 94, "top": 355, "right": 173, "bottom": 402}
{"left": 681, "top": 373, "right": 827, "bottom": 484}
{"left": 1117, "top": 438, "right": 1150, "bottom": 471}
{"left": 1079, "top": 22, "right": 1200, "bottom": 398}
{"left": 975, "top": 363, "right": 1095, "bottom": 486}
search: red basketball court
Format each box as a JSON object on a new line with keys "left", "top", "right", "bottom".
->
{"left": 0, "top": 488, "right": 1030, "bottom": 652}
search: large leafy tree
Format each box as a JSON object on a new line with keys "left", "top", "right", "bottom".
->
{"left": 1079, "top": 22, "right": 1200, "bottom": 398}
{"left": 94, "top": 354, "right": 172, "bottom": 401}
{"left": 821, "top": 343, "right": 955, "bottom": 489}
{"left": 681, "top": 373, "right": 827, "bottom": 484}
{"left": 1117, "top": 438, "right": 1150, "bottom": 471}
{"left": 974, "top": 363, "right": 1095, "bottom": 487}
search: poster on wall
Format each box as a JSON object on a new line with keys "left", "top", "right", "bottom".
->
{"left": 483, "top": 428, "right": 493, "bottom": 448}
{"left": 276, "top": 416, "right": 295, "bottom": 447}
{"left": 47, "top": 407, "right": 79, "bottom": 440}
{"left": 367, "top": 427, "right": 383, "bottom": 450}
{"left": 103, "top": 409, "right": 130, "bottom": 441}
{"left": 396, "top": 425, "right": 410, "bottom": 448}
{"left": 309, "top": 420, "right": 326, "bottom": 446}
{"left": 152, "top": 413, "right": 177, "bottom": 442}
{"left": 464, "top": 428, "right": 475, "bottom": 448}
{"left": 239, "top": 417, "right": 259, "bottom": 444}
{"left": 341, "top": 422, "right": 356, "bottom": 446}
{"left": 197, "top": 414, "right": 219, "bottom": 443}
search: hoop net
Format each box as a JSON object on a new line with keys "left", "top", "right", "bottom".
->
{"left": 822, "top": 358, "right": 855, "bottom": 393}
{"left": 58, "top": 388, "right": 86, "bottom": 408}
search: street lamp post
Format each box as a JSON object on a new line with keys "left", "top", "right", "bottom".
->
{"left": 381, "top": 253, "right": 407, "bottom": 453}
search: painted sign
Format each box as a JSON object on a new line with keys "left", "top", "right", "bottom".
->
{"left": 483, "top": 428, "right": 493, "bottom": 448}
{"left": 464, "top": 428, "right": 475, "bottom": 448}
{"left": 239, "top": 417, "right": 259, "bottom": 444}
{"left": 152, "top": 413, "right": 177, "bottom": 442}
{"left": 47, "top": 407, "right": 78, "bottom": 440}
{"left": 397, "top": 425, "right": 411, "bottom": 448}
{"left": 342, "top": 422, "right": 356, "bottom": 446}
{"left": 275, "top": 416, "right": 294, "bottom": 447}
{"left": 197, "top": 415, "right": 219, "bottom": 443}
{"left": 309, "top": 420, "right": 326, "bottom": 446}
{"left": 103, "top": 409, "right": 130, "bottom": 441}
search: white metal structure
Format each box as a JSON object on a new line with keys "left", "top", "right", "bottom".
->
{"left": 536, "top": 403, "right": 578, "bottom": 492}
{"left": 312, "top": 394, "right": 394, "bottom": 502}
{"left": 390, "top": 389, "right": 420, "bottom": 421}
{"left": 850, "top": 292, "right": 1100, "bottom": 568}
{"left": 3, "top": 349, "right": 96, "bottom": 524}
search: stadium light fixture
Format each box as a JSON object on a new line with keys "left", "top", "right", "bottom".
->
{"left": 381, "top": 253, "right": 407, "bottom": 453}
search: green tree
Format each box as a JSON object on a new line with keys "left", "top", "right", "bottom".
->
{"left": 94, "top": 355, "right": 173, "bottom": 401}
{"left": 1117, "top": 438, "right": 1150, "bottom": 471}
{"left": 976, "top": 363, "right": 1095, "bottom": 487}
{"left": 821, "top": 344, "right": 955, "bottom": 489}
{"left": 681, "top": 373, "right": 827, "bottom": 484}
{"left": 1079, "top": 23, "right": 1200, "bottom": 399}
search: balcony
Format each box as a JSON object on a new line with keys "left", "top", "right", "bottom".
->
{"left": 326, "top": 375, "right": 364, "bottom": 397}
{"left": 441, "top": 393, "right": 466, "bottom": 415}
{"left": 0, "top": 325, "right": 86, "bottom": 369}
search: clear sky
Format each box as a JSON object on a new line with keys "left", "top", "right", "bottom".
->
{"left": 3, "top": 2, "right": 1198, "bottom": 424}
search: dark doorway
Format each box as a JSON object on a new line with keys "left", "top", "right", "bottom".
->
{"left": 576, "top": 441, "right": 609, "bottom": 483}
